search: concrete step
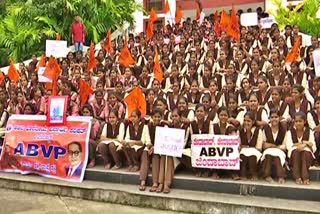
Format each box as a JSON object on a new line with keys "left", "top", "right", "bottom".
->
{"left": 0, "top": 172, "right": 319, "bottom": 214}
{"left": 85, "top": 166, "right": 320, "bottom": 202}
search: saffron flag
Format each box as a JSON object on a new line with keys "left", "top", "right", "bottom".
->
{"left": 118, "top": 43, "right": 135, "bottom": 67}
{"left": 195, "top": 0, "right": 201, "bottom": 21}
{"left": 103, "top": 29, "right": 112, "bottom": 53}
{"left": 79, "top": 79, "right": 94, "bottom": 106}
{"left": 36, "top": 54, "right": 46, "bottom": 72}
{"left": 7, "top": 60, "right": 20, "bottom": 83}
{"left": 163, "top": 0, "right": 170, "bottom": 14}
{"left": 43, "top": 56, "right": 61, "bottom": 95}
{"left": 147, "top": 8, "right": 158, "bottom": 41}
{"left": 0, "top": 70, "right": 4, "bottom": 85}
{"left": 124, "top": 87, "right": 146, "bottom": 119}
{"left": 285, "top": 37, "right": 302, "bottom": 63}
{"left": 175, "top": 7, "right": 183, "bottom": 24}
{"left": 220, "top": 10, "right": 230, "bottom": 29}
{"left": 153, "top": 51, "right": 164, "bottom": 83}
{"left": 87, "top": 42, "right": 97, "bottom": 71}
{"left": 56, "top": 33, "right": 61, "bottom": 40}
{"left": 227, "top": 4, "right": 240, "bottom": 41}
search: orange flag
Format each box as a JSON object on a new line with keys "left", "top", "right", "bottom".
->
{"left": 7, "top": 60, "right": 20, "bottom": 83}
{"left": 175, "top": 7, "right": 183, "bottom": 24}
{"left": 163, "top": 0, "right": 170, "bottom": 14}
{"left": 56, "top": 33, "right": 61, "bottom": 40}
{"left": 195, "top": 0, "right": 201, "bottom": 21}
{"left": 36, "top": 54, "right": 46, "bottom": 72}
{"left": 285, "top": 37, "right": 302, "bottom": 63}
{"left": 87, "top": 42, "right": 97, "bottom": 72}
{"left": 153, "top": 51, "right": 164, "bottom": 83}
{"left": 0, "top": 70, "right": 4, "bottom": 85}
{"left": 147, "top": 8, "right": 158, "bottom": 41}
{"left": 118, "top": 43, "right": 135, "bottom": 67}
{"left": 124, "top": 87, "right": 146, "bottom": 119}
{"left": 227, "top": 4, "right": 240, "bottom": 41}
{"left": 103, "top": 29, "right": 112, "bottom": 53}
{"left": 220, "top": 10, "right": 230, "bottom": 29}
{"left": 43, "top": 56, "right": 61, "bottom": 95}
{"left": 80, "top": 79, "right": 94, "bottom": 106}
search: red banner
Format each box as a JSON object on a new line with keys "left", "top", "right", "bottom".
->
{"left": 0, "top": 115, "right": 91, "bottom": 182}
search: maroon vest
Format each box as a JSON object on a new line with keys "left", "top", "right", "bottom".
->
{"left": 191, "top": 119, "right": 210, "bottom": 134}
{"left": 213, "top": 123, "right": 234, "bottom": 135}
{"left": 267, "top": 101, "right": 287, "bottom": 117}
{"left": 148, "top": 122, "right": 165, "bottom": 145}
{"left": 128, "top": 122, "right": 145, "bottom": 140}
{"left": 290, "top": 128, "right": 310, "bottom": 143}
{"left": 309, "top": 110, "right": 320, "bottom": 126}
{"left": 264, "top": 123, "right": 286, "bottom": 146}
{"left": 106, "top": 122, "right": 121, "bottom": 138}
{"left": 288, "top": 99, "right": 309, "bottom": 118}
{"left": 239, "top": 127, "right": 260, "bottom": 147}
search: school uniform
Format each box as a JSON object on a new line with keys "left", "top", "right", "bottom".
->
{"left": 286, "top": 128, "right": 316, "bottom": 180}
{"left": 261, "top": 123, "right": 287, "bottom": 179}
{"left": 288, "top": 99, "right": 311, "bottom": 119}
{"left": 307, "top": 110, "right": 320, "bottom": 161}
{"left": 97, "top": 121, "right": 125, "bottom": 167}
{"left": 238, "top": 126, "right": 263, "bottom": 178}
{"left": 122, "top": 121, "right": 151, "bottom": 169}
{"left": 88, "top": 119, "right": 101, "bottom": 162}
{"left": 265, "top": 100, "right": 290, "bottom": 121}
{"left": 100, "top": 101, "right": 125, "bottom": 122}
{"left": 166, "top": 92, "right": 179, "bottom": 111}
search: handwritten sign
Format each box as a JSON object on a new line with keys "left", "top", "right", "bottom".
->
{"left": 154, "top": 127, "right": 185, "bottom": 157}
{"left": 260, "top": 17, "right": 275, "bottom": 29}
{"left": 240, "top": 12, "right": 258, "bottom": 26}
{"left": 46, "top": 40, "right": 68, "bottom": 58}
{"left": 314, "top": 49, "right": 320, "bottom": 77}
{"left": 191, "top": 134, "right": 240, "bottom": 170}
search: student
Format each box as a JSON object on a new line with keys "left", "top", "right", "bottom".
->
{"left": 238, "top": 77, "right": 252, "bottom": 108}
{"left": 227, "top": 94, "right": 245, "bottom": 128}
{"left": 238, "top": 111, "right": 263, "bottom": 180}
{"left": 97, "top": 109, "right": 125, "bottom": 169}
{"left": 186, "top": 79, "right": 202, "bottom": 106}
{"left": 121, "top": 109, "right": 151, "bottom": 172}
{"left": 286, "top": 112, "right": 316, "bottom": 185}
{"left": 100, "top": 91, "right": 125, "bottom": 122}
{"left": 307, "top": 96, "right": 320, "bottom": 164}
{"left": 212, "top": 106, "right": 237, "bottom": 179}
{"left": 254, "top": 76, "right": 272, "bottom": 106}
{"left": 30, "top": 86, "right": 46, "bottom": 115}
{"left": 80, "top": 104, "right": 100, "bottom": 168}
{"left": 247, "top": 93, "right": 269, "bottom": 128}
{"left": 189, "top": 104, "right": 213, "bottom": 177}
{"left": 265, "top": 88, "right": 290, "bottom": 122}
{"left": 176, "top": 96, "right": 194, "bottom": 124}
{"left": 261, "top": 109, "right": 287, "bottom": 183}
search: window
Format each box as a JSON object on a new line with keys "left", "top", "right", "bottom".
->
{"left": 146, "top": 0, "right": 163, "bottom": 11}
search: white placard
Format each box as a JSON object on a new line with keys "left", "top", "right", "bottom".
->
{"left": 154, "top": 126, "right": 185, "bottom": 157}
{"left": 314, "top": 49, "right": 320, "bottom": 77}
{"left": 38, "top": 67, "right": 52, "bottom": 83}
{"left": 240, "top": 12, "right": 258, "bottom": 26}
{"left": 191, "top": 134, "right": 240, "bottom": 170}
{"left": 46, "top": 40, "right": 68, "bottom": 58}
{"left": 260, "top": 16, "right": 275, "bottom": 29}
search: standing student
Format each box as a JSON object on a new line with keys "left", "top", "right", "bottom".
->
{"left": 97, "top": 109, "right": 125, "bottom": 169}
{"left": 286, "top": 112, "right": 316, "bottom": 185}
{"left": 71, "top": 14, "right": 85, "bottom": 52}
{"left": 121, "top": 109, "right": 151, "bottom": 172}
{"left": 189, "top": 104, "right": 213, "bottom": 177}
{"left": 238, "top": 111, "right": 263, "bottom": 180}
{"left": 212, "top": 106, "right": 237, "bottom": 179}
{"left": 80, "top": 104, "right": 100, "bottom": 168}
{"left": 261, "top": 109, "right": 287, "bottom": 184}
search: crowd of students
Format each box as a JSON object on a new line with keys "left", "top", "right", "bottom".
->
{"left": 0, "top": 8, "right": 320, "bottom": 193}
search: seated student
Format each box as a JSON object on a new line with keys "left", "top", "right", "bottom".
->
{"left": 227, "top": 94, "right": 245, "bottom": 128}
{"left": 121, "top": 109, "right": 151, "bottom": 172}
{"left": 247, "top": 93, "right": 269, "bottom": 128}
{"left": 212, "top": 106, "right": 238, "bottom": 179}
{"left": 15, "top": 90, "right": 26, "bottom": 114}
{"left": 307, "top": 96, "right": 320, "bottom": 165}
{"left": 23, "top": 103, "right": 36, "bottom": 115}
{"left": 265, "top": 88, "right": 290, "bottom": 122}
{"left": 155, "top": 97, "right": 170, "bottom": 123}
{"left": 202, "top": 79, "right": 223, "bottom": 108}
{"left": 173, "top": 96, "right": 195, "bottom": 124}
{"left": 261, "top": 109, "right": 287, "bottom": 184}
{"left": 189, "top": 104, "right": 213, "bottom": 177}
{"left": 238, "top": 77, "right": 252, "bottom": 108}
{"left": 186, "top": 80, "right": 202, "bottom": 106}
{"left": 286, "top": 112, "right": 317, "bottom": 185}
{"left": 97, "top": 109, "right": 125, "bottom": 169}
{"left": 30, "top": 86, "right": 46, "bottom": 115}
{"left": 254, "top": 75, "right": 272, "bottom": 106}
{"left": 80, "top": 104, "right": 100, "bottom": 168}
{"left": 201, "top": 94, "right": 218, "bottom": 122}
{"left": 100, "top": 91, "right": 125, "bottom": 122}
{"left": 238, "top": 111, "right": 263, "bottom": 181}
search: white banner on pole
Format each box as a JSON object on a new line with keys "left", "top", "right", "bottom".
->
{"left": 46, "top": 40, "right": 68, "bottom": 58}
{"left": 240, "top": 12, "right": 258, "bottom": 26}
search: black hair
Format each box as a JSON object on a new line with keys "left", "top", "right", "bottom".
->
{"left": 68, "top": 141, "right": 82, "bottom": 153}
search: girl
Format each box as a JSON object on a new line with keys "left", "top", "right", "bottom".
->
{"left": 228, "top": 95, "right": 245, "bottom": 128}
{"left": 121, "top": 109, "right": 151, "bottom": 172}
{"left": 201, "top": 95, "right": 218, "bottom": 122}
{"left": 288, "top": 84, "right": 311, "bottom": 120}
{"left": 307, "top": 96, "right": 320, "bottom": 165}
{"left": 255, "top": 76, "right": 272, "bottom": 106}
{"left": 166, "top": 81, "right": 181, "bottom": 111}
{"left": 261, "top": 109, "right": 287, "bottom": 183}
{"left": 265, "top": 88, "right": 290, "bottom": 122}
{"left": 248, "top": 59, "right": 265, "bottom": 88}
{"left": 212, "top": 106, "right": 237, "bottom": 179}
{"left": 100, "top": 92, "right": 125, "bottom": 122}
{"left": 90, "top": 90, "right": 106, "bottom": 119}
{"left": 176, "top": 96, "right": 194, "bottom": 124}
{"left": 286, "top": 112, "right": 316, "bottom": 185}
{"left": 23, "top": 103, "right": 36, "bottom": 115}
{"left": 145, "top": 89, "right": 156, "bottom": 117}
{"left": 80, "top": 105, "right": 101, "bottom": 168}
{"left": 247, "top": 93, "right": 269, "bottom": 128}
{"left": 189, "top": 104, "right": 213, "bottom": 177}
{"left": 267, "top": 60, "right": 286, "bottom": 87}
{"left": 238, "top": 77, "right": 252, "bottom": 108}
{"left": 15, "top": 90, "right": 26, "bottom": 114}
{"left": 203, "top": 79, "right": 223, "bottom": 108}
{"left": 186, "top": 80, "right": 202, "bottom": 106}
{"left": 238, "top": 111, "right": 263, "bottom": 180}
{"left": 97, "top": 109, "right": 125, "bottom": 169}
{"left": 287, "top": 61, "right": 307, "bottom": 89}
{"left": 29, "top": 86, "right": 46, "bottom": 115}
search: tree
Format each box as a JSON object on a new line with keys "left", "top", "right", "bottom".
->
{"left": 0, "top": 0, "right": 143, "bottom": 66}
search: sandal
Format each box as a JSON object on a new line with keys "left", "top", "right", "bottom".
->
{"left": 104, "top": 163, "right": 111, "bottom": 170}
{"left": 87, "top": 160, "right": 95, "bottom": 168}
{"left": 295, "top": 178, "right": 302, "bottom": 185}
{"left": 156, "top": 184, "right": 163, "bottom": 193}
{"left": 303, "top": 179, "right": 310, "bottom": 185}
{"left": 111, "top": 165, "right": 121, "bottom": 170}
{"left": 278, "top": 178, "right": 285, "bottom": 184}
{"left": 139, "top": 181, "right": 146, "bottom": 191}
{"left": 265, "top": 176, "right": 273, "bottom": 183}
{"left": 149, "top": 184, "right": 158, "bottom": 192}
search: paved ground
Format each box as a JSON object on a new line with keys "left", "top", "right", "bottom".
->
{"left": 0, "top": 188, "right": 184, "bottom": 214}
